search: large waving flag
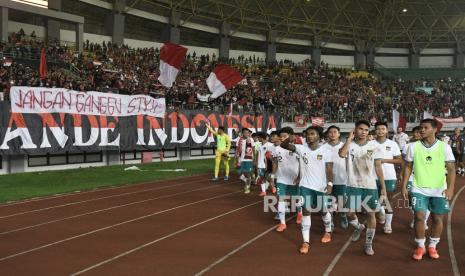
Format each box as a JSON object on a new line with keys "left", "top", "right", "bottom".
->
{"left": 207, "top": 64, "right": 243, "bottom": 99}
{"left": 392, "top": 109, "right": 406, "bottom": 132}
{"left": 39, "top": 48, "right": 47, "bottom": 80}
{"left": 423, "top": 111, "right": 443, "bottom": 132}
{"left": 158, "top": 42, "right": 188, "bottom": 88}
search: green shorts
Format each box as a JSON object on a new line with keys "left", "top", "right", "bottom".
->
{"left": 411, "top": 192, "right": 450, "bottom": 215}
{"left": 300, "top": 186, "right": 331, "bottom": 212}
{"left": 346, "top": 186, "right": 380, "bottom": 212}
{"left": 257, "top": 168, "right": 266, "bottom": 177}
{"left": 407, "top": 181, "right": 413, "bottom": 192}
{"left": 240, "top": 161, "right": 253, "bottom": 173}
{"left": 276, "top": 183, "right": 300, "bottom": 197}
{"left": 377, "top": 180, "right": 397, "bottom": 192}
{"left": 332, "top": 185, "right": 347, "bottom": 200}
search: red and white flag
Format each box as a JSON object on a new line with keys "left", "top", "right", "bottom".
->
{"left": 392, "top": 109, "right": 406, "bottom": 132}
{"left": 435, "top": 116, "right": 464, "bottom": 123}
{"left": 311, "top": 117, "right": 325, "bottom": 127}
{"left": 423, "top": 111, "right": 444, "bottom": 131}
{"left": 158, "top": 42, "right": 188, "bottom": 88}
{"left": 3, "top": 57, "right": 12, "bottom": 67}
{"left": 207, "top": 64, "right": 243, "bottom": 99}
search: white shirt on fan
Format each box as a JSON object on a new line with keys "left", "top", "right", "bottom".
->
{"left": 394, "top": 132, "right": 409, "bottom": 149}
{"left": 273, "top": 146, "right": 300, "bottom": 186}
{"left": 323, "top": 141, "right": 347, "bottom": 185}
{"left": 373, "top": 139, "right": 401, "bottom": 180}
{"left": 345, "top": 140, "right": 383, "bottom": 190}
{"left": 295, "top": 144, "right": 332, "bottom": 192}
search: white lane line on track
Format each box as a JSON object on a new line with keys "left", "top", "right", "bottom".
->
{"left": 0, "top": 177, "right": 212, "bottom": 219}
{"left": 70, "top": 200, "right": 262, "bottom": 276}
{"left": 195, "top": 216, "right": 295, "bottom": 276}
{"left": 0, "top": 173, "right": 209, "bottom": 207}
{"left": 0, "top": 190, "right": 242, "bottom": 262}
{"left": 447, "top": 184, "right": 465, "bottom": 276}
{"left": 0, "top": 181, "right": 240, "bottom": 236}
{"left": 322, "top": 192, "right": 401, "bottom": 276}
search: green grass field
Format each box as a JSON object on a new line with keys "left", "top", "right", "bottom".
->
{"left": 0, "top": 159, "right": 221, "bottom": 203}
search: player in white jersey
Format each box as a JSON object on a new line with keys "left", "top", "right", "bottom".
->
{"left": 339, "top": 120, "right": 386, "bottom": 256}
{"left": 252, "top": 132, "right": 261, "bottom": 184}
{"left": 373, "top": 122, "right": 402, "bottom": 234}
{"left": 268, "top": 131, "right": 282, "bottom": 220}
{"left": 238, "top": 128, "right": 256, "bottom": 194}
{"left": 281, "top": 126, "right": 334, "bottom": 254}
{"left": 323, "top": 125, "right": 348, "bottom": 229}
{"left": 235, "top": 131, "right": 246, "bottom": 181}
{"left": 272, "top": 127, "right": 300, "bottom": 232}
{"left": 255, "top": 132, "right": 275, "bottom": 196}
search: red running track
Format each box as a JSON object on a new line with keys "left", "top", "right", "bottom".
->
{"left": 0, "top": 174, "right": 463, "bottom": 275}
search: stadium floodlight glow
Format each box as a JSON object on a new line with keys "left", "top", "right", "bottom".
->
{"left": 402, "top": 8, "right": 407, "bottom": 13}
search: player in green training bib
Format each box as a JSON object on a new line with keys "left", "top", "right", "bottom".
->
{"left": 402, "top": 119, "right": 456, "bottom": 261}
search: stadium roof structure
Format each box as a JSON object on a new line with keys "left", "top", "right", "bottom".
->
{"left": 119, "top": 0, "right": 465, "bottom": 48}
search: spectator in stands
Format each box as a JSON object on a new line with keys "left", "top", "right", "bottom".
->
{"left": 394, "top": 127, "right": 409, "bottom": 149}
{"left": 2, "top": 40, "right": 465, "bottom": 125}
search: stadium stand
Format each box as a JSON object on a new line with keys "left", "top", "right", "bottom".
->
{"left": 1, "top": 37, "right": 465, "bottom": 124}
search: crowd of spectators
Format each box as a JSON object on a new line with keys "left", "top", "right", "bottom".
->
{"left": 1, "top": 33, "right": 465, "bottom": 123}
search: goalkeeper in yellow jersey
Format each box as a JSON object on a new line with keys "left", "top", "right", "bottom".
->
{"left": 206, "top": 121, "right": 232, "bottom": 181}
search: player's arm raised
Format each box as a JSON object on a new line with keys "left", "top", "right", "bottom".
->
{"left": 206, "top": 122, "right": 218, "bottom": 137}
{"left": 339, "top": 130, "right": 354, "bottom": 158}
{"left": 280, "top": 136, "right": 296, "bottom": 152}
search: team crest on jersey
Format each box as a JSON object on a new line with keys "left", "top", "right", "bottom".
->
{"left": 317, "top": 154, "right": 323, "bottom": 160}
{"left": 426, "top": 156, "right": 432, "bottom": 164}
{"left": 367, "top": 150, "right": 374, "bottom": 157}
{"left": 386, "top": 146, "right": 391, "bottom": 151}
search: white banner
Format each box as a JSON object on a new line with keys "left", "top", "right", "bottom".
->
{"left": 10, "top": 86, "right": 166, "bottom": 118}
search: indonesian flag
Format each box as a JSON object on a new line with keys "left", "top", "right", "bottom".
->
{"left": 423, "top": 111, "right": 443, "bottom": 132}
{"left": 39, "top": 48, "right": 47, "bottom": 80}
{"left": 207, "top": 64, "right": 243, "bottom": 99}
{"left": 392, "top": 109, "right": 406, "bottom": 132}
{"left": 311, "top": 117, "right": 325, "bottom": 127}
{"left": 158, "top": 42, "right": 188, "bottom": 88}
{"left": 3, "top": 57, "right": 12, "bottom": 67}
